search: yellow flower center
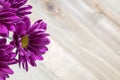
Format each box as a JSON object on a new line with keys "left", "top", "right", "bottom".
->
{"left": 21, "top": 36, "right": 29, "bottom": 48}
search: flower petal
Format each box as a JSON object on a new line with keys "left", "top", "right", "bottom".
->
{"left": 0, "top": 25, "right": 8, "bottom": 37}
{"left": 1, "top": 67, "right": 14, "bottom": 74}
{"left": 0, "top": 38, "right": 6, "bottom": 45}
{"left": 16, "top": 21, "right": 26, "bottom": 35}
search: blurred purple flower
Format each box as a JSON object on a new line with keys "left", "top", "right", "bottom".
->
{"left": 11, "top": 17, "right": 50, "bottom": 71}
{"left": 8, "top": 0, "right": 32, "bottom": 17}
{"left": 0, "top": 38, "right": 17, "bottom": 80}
{"left": 0, "top": 0, "right": 32, "bottom": 37}
{"left": 0, "top": 0, "right": 19, "bottom": 37}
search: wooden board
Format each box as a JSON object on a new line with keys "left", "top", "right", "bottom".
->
{"left": 9, "top": 0, "right": 120, "bottom": 80}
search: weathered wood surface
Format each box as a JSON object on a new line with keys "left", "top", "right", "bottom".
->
{"left": 9, "top": 0, "right": 120, "bottom": 80}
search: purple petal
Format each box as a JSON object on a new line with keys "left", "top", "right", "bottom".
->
{"left": 5, "top": 45, "right": 14, "bottom": 52}
{"left": 0, "top": 49, "right": 5, "bottom": 54}
{"left": 1, "top": 67, "right": 14, "bottom": 74}
{"left": 6, "top": 24, "right": 15, "bottom": 31}
{"left": 12, "top": 0, "right": 27, "bottom": 8}
{"left": 16, "top": 21, "right": 26, "bottom": 35}
{"left": 39, "top": 21, "right": 47, "bottom": 30}
{"left": 17, "top": 11, "right": 32, "bottom": 16}
{"left": 17, "top": 5, "right": 32, "bottom": 12}
{"left": 39, "top": 46, "right": 48, "bottom": 53}
{"left": 0, "top": 38, "right": 6, "bottom": 45}
{"left": 28, "top": 55, "right": 37, "bottom": 67}
{"left": 35, "top": 55, "right": 43, "bottom": 60}
{"left": 22, "top": 16, "right": 31, "bottom": 30}
{"left": 28, "top": 20, "right": 42, "bottom": 32}
{"left": 29, "top": 38, "right": 50, "bottom": 45}
{"left": 29, "top": 33, "right": 49, "bottom": 39}
{"left": 0, "top": 25, "right": 8, "bottom": 37}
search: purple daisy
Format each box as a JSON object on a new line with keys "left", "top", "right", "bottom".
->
{"left": 8, "top": 0, "right": 32, "bottom": 17}
{"left": 11, "top": 17, "right": 50, "bottom": 71}
{"left": 0, "top": 0, "right": 19, "bottom": 37}
{"left": 0, "top": 0, "right": 32, "bottom": 37}
{"left": 0, "top": 38, "right": 17, "bottom": 80}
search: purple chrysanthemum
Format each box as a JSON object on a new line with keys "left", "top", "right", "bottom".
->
{"left": 11, "top": 17, "right": 50, "bottom": 71}
{"left": 0, "top": 0, "right": 19, "bottom": 37}
{"left": 0, "top": 0, "right": 50, "bottom": 79}
{"left": 0, "top": 0, "right": 32, "bottom": 37}
{"left": 0, "top": 38, "right": 17, "bottom": 80}
{"left": 8, "top": 0, "right": 32, "bottom": 17}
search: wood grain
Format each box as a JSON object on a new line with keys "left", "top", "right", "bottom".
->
{"left": 9, "top": 0, "right": 120, "bottom": 80}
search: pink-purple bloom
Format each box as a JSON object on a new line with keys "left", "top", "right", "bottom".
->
{"left": 11, "top": 17, "right": 50, "bottom": 71}
{"left": 0, "top": 38, "right": 17, "bottom": 80}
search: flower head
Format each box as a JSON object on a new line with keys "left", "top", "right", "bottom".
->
{"left": 0, "top": 38, "right": 17, "bottom": 80}
{"left": 8, "top": 0, "right": 32, "bottom": 17}
{"left": 0, "top": 0, "right": 32, "bottom": 37}
{"left": 11, "top": 17, "right": 50, "bottom": 71}
{"left": 0, "top": 0, "right": 19, "bottom": 37}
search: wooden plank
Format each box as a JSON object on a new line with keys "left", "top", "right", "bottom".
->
{"left": 9, "top": 0, "right": 120, "bottom": 80}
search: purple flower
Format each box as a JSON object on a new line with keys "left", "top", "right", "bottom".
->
{"left": 0, "top": 0, "right": 50, "bottom": 79}
{"left": 0, "top": 0, "right": 19, "bottom": 37}
{"left": 11, "top": 17, "right": 50, "bottom": 71}
{"left": 8, "top": 0, "right": 32, "bottom": 17}
{"left": 0, "top": 0, "right": 32, "bottom": 37}
{"left": 0, "top": 38, "right": 17, "bottom": 80}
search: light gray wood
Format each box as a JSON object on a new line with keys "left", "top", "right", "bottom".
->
{"left": 9, "top": 0, "right": 120, "bottom": 80}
